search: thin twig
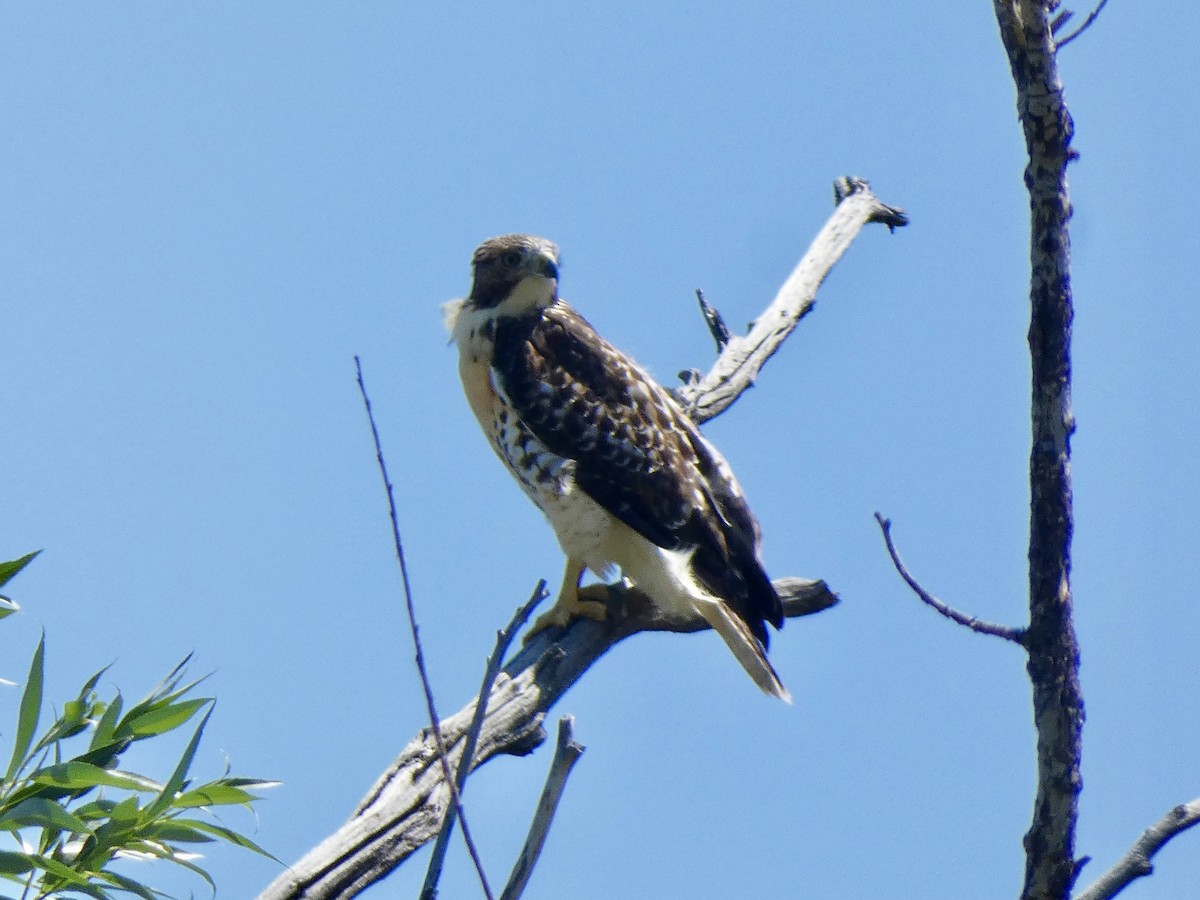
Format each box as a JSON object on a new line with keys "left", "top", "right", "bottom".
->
{"left": 499, "top": 717, "right": 585, "bottom": 900}
{"left": 420, "top": 581, "right": 548, "bottom": 900}
{"left": 355, "top": 356, "right": 495, "bottom": 900}
{"left": 1074, "top": 797, "right": 1200, "bottom": 900}
{"left": 874, "top": 513, "right": 1026, "bottom": 645}
{"left": 1056, "top": 0, "right": 1109, "bottom": 49}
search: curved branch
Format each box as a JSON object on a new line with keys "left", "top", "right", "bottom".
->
{"left": 874, "top": 514, "right": 1025, "bottom": 645}
{"left": 1055, "top": 0, "right": 1109, "bottom": 50}
{"left": 1074, "top": 798, "right": 1200, "bottom": 900}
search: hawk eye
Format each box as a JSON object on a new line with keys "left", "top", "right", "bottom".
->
{"left": 501, "top": 251, "right": 523, "bottom": 268}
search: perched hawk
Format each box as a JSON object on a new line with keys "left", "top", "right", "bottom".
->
{"left": 446, "top": 234, "right": 788, "bottom": 700}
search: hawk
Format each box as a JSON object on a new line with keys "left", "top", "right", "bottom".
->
{"left": 446, "top": 234, "right": 789, "bottom": 700}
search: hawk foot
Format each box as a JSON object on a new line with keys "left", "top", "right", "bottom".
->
{"left": 524, "top": 584, "right": 610, "bottom": 642}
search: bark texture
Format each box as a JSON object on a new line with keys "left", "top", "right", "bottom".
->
{"left": 1075, "top": 797, "right": 1200, "bottom": 900}
{"left": 991, "top": 4, "right": 1083, "bottom": 899}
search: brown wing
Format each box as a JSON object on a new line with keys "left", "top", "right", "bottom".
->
{"left": 492, "top": 302, "right": 782, "bottom": 641}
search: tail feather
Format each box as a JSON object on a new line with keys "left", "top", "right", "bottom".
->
{"left": 694, "top": 600, "right": 791, "bottom": 702}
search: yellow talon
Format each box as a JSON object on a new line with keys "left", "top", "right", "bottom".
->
{"left": 524, "top": 561, "right": 610, "bottom": 641}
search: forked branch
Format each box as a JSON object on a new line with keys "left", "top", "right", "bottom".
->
{"left": 675, "top": 177, "right": 907, "bottom": 424}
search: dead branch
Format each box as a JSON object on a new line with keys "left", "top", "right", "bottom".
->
{"left": 1055, "top": 0, "right": 1109, "bottom": 49}
{"left": 874, "top": 514, "right": 1026, "bottom": 644}
{"left": 674, "top": 176, "right": 907, "bottom": 423}
{"left": 420, "top": 582, "right": 548, "bottom": 900}
{"left": 694, "top": 289, "right": 731, "bottom": 352}
{"left": 993, "top": 4, "right": 1084, "bottom": 898}
{"left": 255, "top": 579, "right": 835, "bottom": 900}
{"left": 499, "top": 717, "right": 586, "bottom": 900}
{"left": 258, "top": 179, "right": 899, "bottom": 899}
{"left": 1074, "top": 798, "right": 1200, "bottom": 900}
{"left": 355, "top": 357, "right": 494, "bottom": 900}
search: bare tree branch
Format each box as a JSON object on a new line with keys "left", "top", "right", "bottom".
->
{"left": 499, "top": 717, "right": 586, "bottom": 900}
{"left": 873, "top": 513, "right": 1026, "bottom": 644}
{"left": 258, "top": 180, "right": 897, "bottom": 899}
{"left": 1056, "top": 0, "right": 1109, "bottom": 49}
{"left": 1074, "top": 798, "right": 1200, "bottom": 900}
{"left": 355, "top": 357, "right": 495, "bottom": 900}
{"left": 420, "top": 582, "right": 548, "bottom": 900}
{"left": 694, "top": 289, "right": 731, "bottom": 352}
{"left": 673, "top": 176, "right": 907, "bottom": 423}
{"left": 256, "top": 579, "right": 836, "bottom": 900}
{"left": 991, "top": 4, "right": 1084, "bottom": 898}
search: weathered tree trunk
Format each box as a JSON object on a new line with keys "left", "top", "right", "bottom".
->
{"left": 991, "top": 4, "right": 1083, "bottom": 898}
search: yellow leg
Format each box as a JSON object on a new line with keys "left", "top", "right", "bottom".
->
{"left": 524, "top": 559, "right": 609, "bottom": 641}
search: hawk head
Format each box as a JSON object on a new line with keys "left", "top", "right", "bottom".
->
{"left": 469, "top": 234, "right": 560, "bottom": 315}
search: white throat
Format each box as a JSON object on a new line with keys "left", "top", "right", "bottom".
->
{"left": 495, "top": 274, "right": 556, "bottom": 317}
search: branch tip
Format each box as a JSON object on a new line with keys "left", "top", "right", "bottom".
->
{"left": 833, "top": 176, "right": 909, "bottom": 230}
{"left": 499, "top": 717, "right": 586, "bottom": 900}
{"left": 358, "top": 359, "right": 495, "bottom": 900}
{"left": 420, "top": 580, "right": 548, "bottom": 898}
{"left": 695, "top": 289, "right": 732, "bottom": 353}
{"left": 1055, "top": 0, "right": 1109, "bottom": 49}
{"left": 1075, "top": 797, "right": 1200, "bottom": 900}
{"left": 874, "top": 512, "right": 1025, "bottom": 645}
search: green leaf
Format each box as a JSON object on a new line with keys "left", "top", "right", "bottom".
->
{"left": 31, "top": 762, "right": 161, "bottom": 795}
{"left": 119, "top": 697, "right": 210, "bottom": 739}
{"left": 24, "top": 849, "right": 94, "bottom": 885}
{"left": 72, "top": 738, "right": 132, "bottom": 774}
{"left": 156, "top": 847, "right": 215, "bottom": 893}
{"left": 0, "top": 850, "right": 35, "bottom": 875}
{"left": 77, "top": 664, "right": 112, "bottom": 700}
{"left": 6, "top": 633, "right": 45, "bottom": 782}
{"left": 139, "top": 819, "right": 216, "bottom": 844}
{"left": 220, "top": 776, "right": 283, "bottom": 791}
{"left": 89, "top": 693, "right": 123, "bottom": 751}
{"left": 146, "top": 708, "right": 211, "bottom": 820}
{"left": 103, "top": 795, "right": 142, "bottom": 831}
{"left": 0, "top": 551, "right": 40, "bottom": 591}
{"left": 0, "top": 596, "right": 18, "bottom": 622}
{"left": 170, "top": 817, "right": 279, "bottom": 860}
{"left": 92, "top": 868, "right": 160, "bottom": 900}
{"left": 0, "top": 796, "right": 92, "bottom": 834}
{"left": 173, "top": 782, "right": 258, "bottom": 808}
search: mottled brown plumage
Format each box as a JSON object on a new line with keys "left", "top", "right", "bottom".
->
{"left": 447, "top": 233, "right": 788, "bottom": 698}
{"left": 491, "top": 304, "right": 782, "bottom": 645}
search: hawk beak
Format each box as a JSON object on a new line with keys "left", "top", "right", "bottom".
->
{"left": 532, "top": 252, "right": 559, "bottom": 282}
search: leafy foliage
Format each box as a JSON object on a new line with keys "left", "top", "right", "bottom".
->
{"left": 0, "top": 552, "right": 278, "bottom": 899}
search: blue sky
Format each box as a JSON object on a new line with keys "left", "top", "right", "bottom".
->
{"left": 2, "top": 2, "right": 1197, "bottom": 898}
